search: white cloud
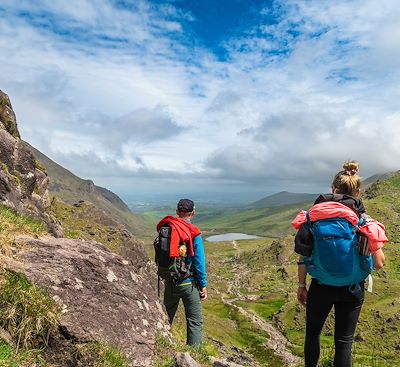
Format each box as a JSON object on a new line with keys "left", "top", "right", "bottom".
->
{"left": 0, "top": 0, "right": 400, "bottom": 196}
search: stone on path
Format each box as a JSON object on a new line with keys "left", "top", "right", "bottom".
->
{"left": 174, "top": 352, "right": 201, "bottom": 367}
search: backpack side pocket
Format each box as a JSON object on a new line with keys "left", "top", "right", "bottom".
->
{"left": 294, "top": 224, "right": 313, "bottom": 257}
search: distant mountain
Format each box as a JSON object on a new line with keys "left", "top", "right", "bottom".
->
{"left": 248, "top": 191, "right": 318, "bottom": 209}
{"left": 27, "top": 143, "right": 149, "bottom": 237}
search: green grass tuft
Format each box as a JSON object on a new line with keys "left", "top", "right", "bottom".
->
{"left": 97, "top": 344, "right": 128, "bottom": 367}
{"left": 0, "top": 205, "right": 45, "bottom": 238}
{"left": 0, "top": 339, "right": 46, "bottom": 367}
{"left": 77, "top": 342, "right": 129, "bottom": 367}
{"left": 0, "top": 269, "right": 59, "bottom": 350}
{"left": 34, "top": 160, "right": 47, "bottom": 175}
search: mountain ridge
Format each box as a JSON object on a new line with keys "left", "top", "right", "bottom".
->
{"left": 248, "top": 191, "right": 318, "bottom": 208}
{"left": 26, "top": 142, "right": 150, "bottom": 237}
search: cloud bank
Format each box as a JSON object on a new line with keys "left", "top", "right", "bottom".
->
{"left": 0, "top": 0, "right": 399, "bottom": 196}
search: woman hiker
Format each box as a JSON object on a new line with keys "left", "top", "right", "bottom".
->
{"left": 292, "top": 161, "right": 387, "bottom": 367}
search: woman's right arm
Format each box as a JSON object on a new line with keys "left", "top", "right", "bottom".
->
{"left": 372, "top": 248, "right": 385, "bottom": 270}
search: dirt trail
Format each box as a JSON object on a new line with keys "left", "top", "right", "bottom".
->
{"left": 221, "top": 240, "right": 301, "bottom": 367}
{"left": 232, "top": 240, "right": 239, "bottom": 251}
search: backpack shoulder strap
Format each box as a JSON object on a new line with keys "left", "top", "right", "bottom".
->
{"left": 305, "top": 211, "right": 312, "bottom": 226}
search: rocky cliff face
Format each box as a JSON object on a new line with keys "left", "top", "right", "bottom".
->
{"left": 0, "top": 90, "right": 62, "bottom": 237}
{"left": 0, "top": 90, "right": 170, "bottom": 366}
{"left": 0, "top": 90, "right": 20, "bottom": 139}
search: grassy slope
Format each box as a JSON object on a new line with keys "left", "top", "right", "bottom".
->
{"left": 141, "top": 200, "right": 314, "bottom": 242}
{"left": 142, "top": 206, "right": 226, "bottom": 225}
{"left": 50, "top": 198, "right": 137, "bottom": 254}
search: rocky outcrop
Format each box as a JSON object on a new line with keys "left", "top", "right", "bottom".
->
{"left": 0, "top": 90, "right": 171, "bottom": 366}
{"left": 80, "top": 179, "right": 95, "bottom": 193}
{"left": 0, "top": 90, "right": 20, "bottom": 139}
{"left": 269, "top": 235, "right": 294, "bottom": 265}
{"left": 0, "top": 89, "right": 62, "bottom": 237}
{"left": 12, "top": 235, "right": 170, "bottom": 366}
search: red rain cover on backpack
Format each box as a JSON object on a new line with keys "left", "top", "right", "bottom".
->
{"left": 156, "top": 216, "right": 201, "bottom": 258}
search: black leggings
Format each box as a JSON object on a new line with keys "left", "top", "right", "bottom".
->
{"left": 305, "top": 279, "right": 364, "bottom": 367}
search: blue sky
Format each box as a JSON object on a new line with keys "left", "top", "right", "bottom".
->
{"left": 0, "top": 0, "right": 400, "bottom": 199}
{"left": 172, "top": 0, "right": 270, "bottom": 58}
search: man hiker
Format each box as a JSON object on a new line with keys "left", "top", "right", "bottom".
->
{"left": 155, "top": 198, "right": 208, "bottom": 347}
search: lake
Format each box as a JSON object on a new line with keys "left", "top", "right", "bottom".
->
{"left": 205, "top": 233, "right": 262, "bottom": 242}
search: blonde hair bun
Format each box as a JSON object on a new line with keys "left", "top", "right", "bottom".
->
{"left": 342, "top": 161, "right": 359, "bottom": 176}
{"left": 332, "top": 160, "right": 361, "bottom": 195}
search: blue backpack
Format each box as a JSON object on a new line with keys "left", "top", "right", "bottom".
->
{"left": 303, "top": 213, "right": 372, "bottom": 287}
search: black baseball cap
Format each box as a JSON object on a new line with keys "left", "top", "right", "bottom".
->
{"left": 177, "top": 198, "right": 195, "bottom": 213}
